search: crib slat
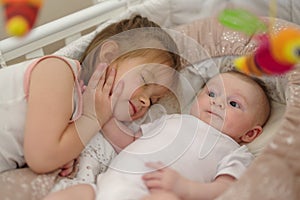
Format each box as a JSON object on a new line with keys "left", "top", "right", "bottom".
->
{"left": 65, "top": 33, "right": 83, "bottom": 45}
{"left": 25, "top": 49, "right": 45, "bottom": 60}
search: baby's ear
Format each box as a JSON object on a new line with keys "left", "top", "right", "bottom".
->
{"left": 99, "top": 40, "right": 119, "bottom": 63}
{"left": 241, "top": 126, "right": 263, "bottom": 143}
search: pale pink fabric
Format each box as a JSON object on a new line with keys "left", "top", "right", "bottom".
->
{"left": 0, "top": 168, "right": 61, "bottom": 200}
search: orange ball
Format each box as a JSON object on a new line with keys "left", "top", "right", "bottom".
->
{"left": 270, "top": 27, "right": 300, "bottom": 65}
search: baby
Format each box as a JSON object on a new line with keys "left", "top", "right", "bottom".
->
{"left": 96, "top": 70, "right": 271, "bottom": 200}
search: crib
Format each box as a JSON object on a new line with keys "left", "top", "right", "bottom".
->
{"left": 0, "top": 0, "right": 299, "bottom": 199}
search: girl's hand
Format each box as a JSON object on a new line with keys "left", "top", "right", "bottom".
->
{"left": 95, "top": 67, "right": 123, "bottom": 127}
{"left": 59, "top": 159, "right": 77, "bottom": 177}
{"left": 75, "top": 63, "right": 122, "bottom": 145}
{"left": 79, "top": 80, "right": 86, "bottom": 93}
{"left": 142, "top": 162, "right": 186, "bottom": 197}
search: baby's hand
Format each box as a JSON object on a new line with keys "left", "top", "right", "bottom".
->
{"left": 142, "top": 162, "right": 186, "bottom": 196}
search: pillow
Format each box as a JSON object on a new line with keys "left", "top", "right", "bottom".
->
{"left": 247, "top": 101, "right": 285, "bottom": 156}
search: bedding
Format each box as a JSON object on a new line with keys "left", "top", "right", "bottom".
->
{"left": 93, "top": 0, "right": 300, "bottom": 28}
{"left": 0, "top": 1, "right": 299, "bottom": 199}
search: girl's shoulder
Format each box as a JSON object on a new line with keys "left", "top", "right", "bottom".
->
{"left": 32, "top": 55, "right": 81, "bottom": 74}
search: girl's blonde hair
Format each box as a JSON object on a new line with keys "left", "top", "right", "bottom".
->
{"left": 80, "top": 15, "right": 181, "bottom": 84}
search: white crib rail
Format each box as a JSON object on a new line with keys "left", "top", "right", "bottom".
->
{"left": 0, "top": 0, "right": 144, "bottom": 66}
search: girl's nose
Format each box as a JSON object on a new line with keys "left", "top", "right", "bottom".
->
{"left": 139, "top": 96, "right": 151, "bottom": 107}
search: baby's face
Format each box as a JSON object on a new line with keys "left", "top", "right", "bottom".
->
{"left": 190, "top": 73, "right": 261, "bottom": 142}
{"left": 111, "top": 56, "right": 174, "bottom": 122}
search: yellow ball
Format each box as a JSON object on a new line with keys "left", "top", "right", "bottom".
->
{"left": 6, "top": 16, "right": 29, "bottom": 37}
{"left": 234, "top": 57, "right": 249, "bottom": 74}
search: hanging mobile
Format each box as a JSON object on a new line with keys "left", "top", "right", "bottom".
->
{"left": 218, "top": 6, "right": 300, "bottom": 76}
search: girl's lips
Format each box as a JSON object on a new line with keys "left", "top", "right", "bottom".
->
{"left": 129, "top": 101, "right": 137, "bottom": 115}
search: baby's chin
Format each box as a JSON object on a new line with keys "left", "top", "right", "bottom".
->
{"left": 200, "top": 117, "right": 224, "bottom": 132}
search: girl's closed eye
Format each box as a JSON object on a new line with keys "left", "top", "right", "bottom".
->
{"left": 141, "top": 74, "right": 148, "bottom": 85}
{"left": 140, "top": 69, "right": 155, "bottom": 85}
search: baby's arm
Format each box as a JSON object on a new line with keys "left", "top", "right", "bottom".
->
{"left": 143, "top": 162, "right": 235, "bottom": 200}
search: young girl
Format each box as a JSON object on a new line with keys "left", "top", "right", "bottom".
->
{"left": 0, "top": 15, "right": 181, "bottom": 176}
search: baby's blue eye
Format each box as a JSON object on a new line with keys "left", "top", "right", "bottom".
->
{"left": 208, "top": 91, "right": 215, "bottom": 97}
{"left": 229, "top": 101, "right": 240, "bottom": 108}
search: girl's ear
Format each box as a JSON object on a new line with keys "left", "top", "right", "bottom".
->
{"left": 241, "top": 125, "right": 263, "bottom": 143}
{"left": 99, "top": 40, "right": 119, "bottom": 63}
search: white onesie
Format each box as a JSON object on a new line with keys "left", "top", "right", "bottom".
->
{"left": 96, "top": 114, "right": 254, "bottom": 200}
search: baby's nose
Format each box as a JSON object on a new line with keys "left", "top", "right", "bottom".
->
{"left": 211, "top": 98, "right": 224, "bottom": 109}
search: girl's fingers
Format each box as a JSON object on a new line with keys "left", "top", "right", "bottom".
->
{"left": 59, "top": 159, "right": 75, "bottom": 176}
{"left": 79, "top": 80, "right": 86, "bottom": 93}
{"left": 112, "top": 81, "right": 124, "bottom": 105}
{"left": 60, "top": 167, "right": 73, "bottom": 177}
{"left": 88, "top": 63, "right": 108, "bottom": 89}
{"left": 97, "top": 71, "right": 106, "bottom": 93}
{"left": 102, "top": 68, "right": 116, "bottom": 94}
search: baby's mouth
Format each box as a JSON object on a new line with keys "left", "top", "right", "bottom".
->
{"left": 207, "top": 110, "right": 222, "bottom": 119}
